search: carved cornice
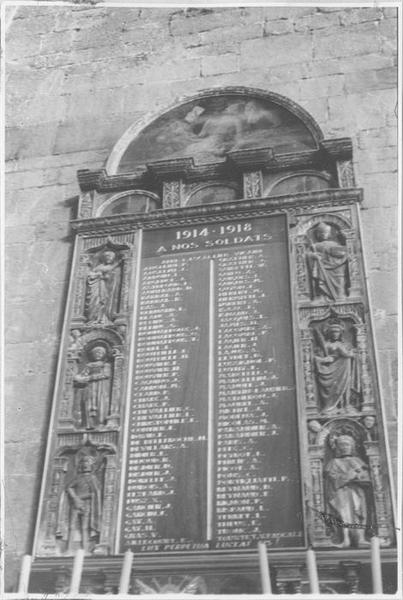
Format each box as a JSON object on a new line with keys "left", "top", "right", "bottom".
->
{"left": 77, "top": 138, "right": 353, "bottom": 193}
{"left": 320, "top": 138, "right": 353, "bottom": 161}
{"left": 71, "top": 188, "right": 363, "bottom": 235}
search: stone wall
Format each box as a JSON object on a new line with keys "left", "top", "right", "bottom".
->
{"left": 4, "top": 5, "right": 398, "bottom": 591}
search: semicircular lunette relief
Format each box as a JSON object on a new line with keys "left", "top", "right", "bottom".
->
{"left": 117, "top": 93, "right": 318, "bottom": 173}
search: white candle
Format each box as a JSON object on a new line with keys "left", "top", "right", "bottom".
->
{"left": 17, "top": 554, "right": 32, "bottom": 594}
{"left": 258, "top": 541, "right": 272, "bottom": 594}
{"left": 118, "top": 549, "right": 134, "bottom": 594}
{"left": 371, "top": 536, "right": 383, "bottom": 593}
{"left": 306, "top": 548, "right": 320, "bottom": 594}
{"left": 70, "top": 548, "right": 85, "bottom": 595}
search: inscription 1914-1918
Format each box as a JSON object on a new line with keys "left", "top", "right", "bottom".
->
{"left": 121, "top": 215, "right": 304, "bottom": 552}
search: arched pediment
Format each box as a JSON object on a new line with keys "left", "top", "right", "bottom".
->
{"left": 107, "top": 87, "right": 323, "bottom": 174}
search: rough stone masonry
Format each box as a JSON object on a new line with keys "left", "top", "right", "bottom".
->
{"left": 4, "top": 4, "right": 398, "bottom": 591}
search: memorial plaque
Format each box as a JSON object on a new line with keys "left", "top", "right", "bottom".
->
{"left": 121, "top": 215, "right": 304, "bottom": 551}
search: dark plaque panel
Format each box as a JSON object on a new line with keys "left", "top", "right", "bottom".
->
{"left": 121, "top": 216, "right": 304, "bottom": 551}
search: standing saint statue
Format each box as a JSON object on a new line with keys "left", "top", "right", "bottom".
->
{"left": 314, "top": 320, "right": 360, "bottom": 415}
{"left": 85, "top": 249, "right": 121, "bottom": 324}
{"left": 307, "top": 222, "right": 349, "bottom": 300}
{"left": 324, "top": 435, "right": 372, "bottom": 547}
{"left": 74, "top": 345, "right": 112, "bottom": 429}
{"left": 56, "top": 454, "right": 102, "bottom": 554}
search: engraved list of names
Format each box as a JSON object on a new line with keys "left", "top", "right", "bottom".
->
{"left": 121, "top": 215, "right": 304, "bottom": 551}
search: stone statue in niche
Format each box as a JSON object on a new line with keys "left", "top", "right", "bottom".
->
{"left": 85, "top": 249, "right": 122, "bottom": 325}
{"left": 306, "top": 222, "right": 350, "bottom": 301}
{"left": 73, "top": 345, "right": 112, "bottom": 429}
{"left": 324, "top": 434, "right": 372, "bottom": 548}
{"left": 313, "top": 318, "right": 361, "bottom": 415}
{"left": 56, "top": 453, "right": 102, "bottom": 554}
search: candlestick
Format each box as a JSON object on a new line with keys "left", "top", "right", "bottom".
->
{"left": 306, "top": 548, "right": 320, "bottom": 594}
{"left": 17, "top": 554, "right": 32, "bottom": 594}
{"left": 258, "top": 541, "right": 272, "bottom": 594}
{"left": 370, "top": 536, "right": 383, "bottom": 593}
{"left": 119, "top": 549, "right": 134, "bottom": 594}
{"left": 70, "top": 548, "right": 85, "bottom": 595}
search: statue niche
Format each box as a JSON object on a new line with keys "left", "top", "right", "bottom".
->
{"left": 56, "top": 451, "right": 103, "bottom": 555}
{"left": 73, "top": 343, "right": 113, "bottom": 430}
{"left": 85, "top": 247, "right": 123, "bottom": 325}
{"left": 312, "top": 317, "right": 361, "bottom": 416}
{"left": 306, "top": 221, "right": 350, "bottom": 301}
{"left": 324, "top": 433, "right": 374, "bottom": 548}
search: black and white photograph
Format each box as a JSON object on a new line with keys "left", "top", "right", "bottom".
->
{"left": 1, "top": 0, "right": 401, "bottom": 597}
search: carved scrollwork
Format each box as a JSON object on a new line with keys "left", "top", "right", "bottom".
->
{"left": 337, "top": 160, "right": 356, "bottom": 188}
{"left": 163, "top": 180, "right": 182, "bottom": 208}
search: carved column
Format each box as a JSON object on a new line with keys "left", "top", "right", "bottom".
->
{"left": 301, "top": 328, "right": 316, "bottom": 413}
{"left": 309, "top": 447, "right": 328, "bottom": 545}
{"left": 72, "top": 252, "right": 89, "bottom": 324}
{"left": 163, "top": 180, "right": 182, "bottom": 208}
{"left": 354, "top": 324, "right": 375, "bottom": 411}
{"left": 364, "top": 441, "right": 393, "bottom": 543}
{"left": 108, "top": 349, "right": 124, "bottom": 427}
{"left": 116, "top": 249, "right": 132, "bottom": 320}
{"left": 343, "top": 229, "right": 360, "bottom": 297}
{"left": 42, "top": 456, "right": 69, "bottom": 554}
{"left": 295, "top": 236, "right": 310, "bottom": 300}
{"left": 97, "top": 455, "right": 117, "bottom": 554}
{"left": 243, "top": 171, "right": 263, "bottom": 199}
{"left": 58, "top": 359, "right": 77, "bottom": 429}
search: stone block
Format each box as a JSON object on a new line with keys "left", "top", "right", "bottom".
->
{"left": 338, "top": 7, "right": 383, "bottom": 26}
{"left": 5, "top": 225, "right": 36, "bottom": 246}
{"left": 5, "top": 30, "right": 42, "bottom": 60}
{"left": 64, "top": 88, "right": 124, "bottom": 122}
{"left": 293, "top": 10, "right": 340, "bottom": 32}
{"left": 240, "top": 34, "right": 313, "bottom": 69}
{"left": 53, "top": 115, "right": 133, "bottom": 154}
{"left": 264, "top": 18, "right": 294, "bottom": 35}
{"left": 261, "top": 7, "right": 314, "bottom": 20}
{"left": 367, "top": 270, "right": 397, "bottom": 315}
{"left": 377, "top": 351, "right": 398, "bottom": 421}
{"left": 200, "top": 23, "right": 262, "bottom": 47}
{"left": 298, "top": 74, "right": 344, "bottom": 100}
{"left": 382, "top": 7, "right": 398, "bottom": 19}
{"left": 201, "top": 54, "right": 239, "bottom": 77}
{"left": 5, "top": 374, "right": 54, "bottom": 440}
{"left": 359, "top": 173, "right": 398, "bottom": 208}
{"left": 39, "top": 29, "right": 75, "bottom": 55}
{"left": 5, "top": 67, "right": 66, "bottom": 100}
{"left": 5, "top": 441, "right": 43, "bottom": 476}
{"left": 6, "top": 93, "right": 68, "bottom": 128}
{"left": 313, "top": 23, "right": 380, "bottom": 59}
{"left": 379, "top": 18, "right": 398, "bottom": 54}
{"left": 328, "top": 89, "right": 396, "bottom": 130}
{"left": 308, "top": 54, "right": 393, "bottom": 77}
{"left": 345, "top": 67, "right": 397, "bottom": 93}
{"left": 169, "top": 8, "right": 243, "bottom": 36}
{"left": 10, "top": 9, "right": 58, "bottom": 34}
{"left": 4, "top": 473, "right": 38, "bottom": 552}
{"left": 5, "top": 123, "right": 59, "bottom": 160}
